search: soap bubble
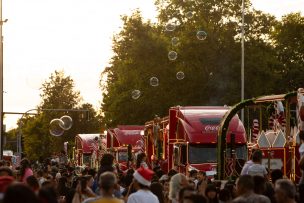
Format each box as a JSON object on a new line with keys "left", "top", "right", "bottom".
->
{"left": 150, "top": 77, "right": 159, "bottom": 87}
{"left": 176, "top": 71, "right": 185, "bottom": 80}
{"left": 49, "top": 119, "right": 65, "bottom": 137}
{"left": 165, "top": 23, "right": 176, "bottom": 32}
{"left": 131, "top": 90, "right": 141, "bottom": 100}
{"left": 59, "top": 115, "right": 73, "bottom": 130}
{"left": 186, "top": 11, "right": 193, "bottom": 19}
{"left": 171, "top": 37, "right": 179, "bottom": 46}
{"left": 168, "top": 51, "right": 178, "bottom": 61}
{"left": 197, "top": 30, "right": 207, "bottom": 40}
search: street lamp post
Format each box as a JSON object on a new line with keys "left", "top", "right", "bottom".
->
{"left": 241, "top": 0, "right": 245, "bottom": 122}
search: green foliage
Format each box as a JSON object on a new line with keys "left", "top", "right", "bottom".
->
{"left": 3, "top": 129, "right": 18, "bottom": 152}
{"left": 20, "top": 71, "right": 101, "bottom": 160}
{"left": 101, "top": 0, "right": 301, "bottom": 127}
{"left": 272, "top": 13, "right": 304, "bottom": 92}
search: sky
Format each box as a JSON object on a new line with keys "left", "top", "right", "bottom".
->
{"left": 2, "top": 0, "right": 304, "bottom": 130}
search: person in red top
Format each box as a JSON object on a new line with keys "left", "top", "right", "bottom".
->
{"left": 19, "top": 159, "right": 33, "bottom": 183}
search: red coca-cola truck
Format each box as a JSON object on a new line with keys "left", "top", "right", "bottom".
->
{"left": 74, "top": 134, "right": 107, "bottom": 168}
{"left": 145, "top": 106, "right": 247, "bottom": 176}
{"left": 106, "top": 125, "right": 144, "bottom": 171}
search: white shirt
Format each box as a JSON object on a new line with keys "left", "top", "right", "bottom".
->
{"left": 248, "top": 163, "right": 267, "bottom": 177}
{"left": 127, "top": 189, "right": 159, "bottom": 203}
{"left": 299, "top": 143, "right": 304, "bottom": 157}
{"left": 241, "top": 160, "right": 254, "bottom": 175}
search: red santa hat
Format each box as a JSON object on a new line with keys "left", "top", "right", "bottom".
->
{"left": 133, "top": 167, "right": 154, "bottom": 186}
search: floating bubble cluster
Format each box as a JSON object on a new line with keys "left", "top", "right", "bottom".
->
{"left": 59, "top": 115, "right": 73, "bottom": 130}
{"left": 171, "top": 37, "right": 179, "bottom": 46}
{"left": 49, "top": 119, "right": 65, "bottom": 137}
{"left": 197, "top": 30, "right": 207, "bottom": 40}
{"left": 131, "top": 90, "right": 141, "bottom": 100}
{"left": 168, "top": 51, "right": 178, "bottom": 61}
{"left": 176, "top": 71, "right": 185, "bottom": 80}
{"left": 150, "top": 77, "right": 159, "bottom": 87}
{"left": 165, "top": 23, "right": 176, "bottom": 32}
{"left": 186, "top": 11, "right": 193, "bottom": 19}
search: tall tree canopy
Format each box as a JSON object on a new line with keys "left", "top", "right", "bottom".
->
{"left": 101, "top": 0, "right": 299, "bottom": 127}
{"left": 21, "top": 71, "right": 100, "bottom": 160}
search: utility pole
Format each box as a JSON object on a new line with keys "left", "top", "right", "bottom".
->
{"left": 241, "top": 0, "right": 245, "bottom": 122}
{"left": 0, "top": 0, "right": 4, "bottom": 159}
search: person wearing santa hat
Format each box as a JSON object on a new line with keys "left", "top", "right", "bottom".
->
{"left": 127, "top": 167, "right": 159, "bottom": 203}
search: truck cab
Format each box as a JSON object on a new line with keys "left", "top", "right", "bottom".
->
{"left": 145, "top": 106, "right": 247, "bottom": 176}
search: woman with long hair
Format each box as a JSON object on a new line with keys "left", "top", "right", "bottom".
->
{"left": 136, "top": 152, "right": 148, "bottom": 169}
{"left": 19, "top": 158, "right": 33, "bottom": 183}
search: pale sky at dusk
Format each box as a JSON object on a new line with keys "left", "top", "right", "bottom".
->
{"left": 2, "top": 0, "right": 304, "bottom": 130}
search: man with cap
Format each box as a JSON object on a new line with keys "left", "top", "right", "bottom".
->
{"left": 127, "top": 167, "right": 159, "bottom": 203}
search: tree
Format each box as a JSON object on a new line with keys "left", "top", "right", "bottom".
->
{"left": 272, "top": 13, "right": 304, "bottom": 92}
{"left": 22, "top": 70, "right": 100, "bottom": 160}
{"left": 101, "top": 0, "right": 281, "bottom": 127}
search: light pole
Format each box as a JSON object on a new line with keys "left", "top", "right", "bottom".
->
{"left": 241, "top": 0, "right": 245, "bottom": 122}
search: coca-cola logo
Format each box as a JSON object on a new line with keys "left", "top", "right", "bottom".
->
{"left": 204, "top": 125, "right": 219, "bottom": 132}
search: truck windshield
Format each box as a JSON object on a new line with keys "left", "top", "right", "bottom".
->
{"left": 118, "top": 151, "right": 128, "bottom": 162}
{"left": 188, "top": 144, "right": 247, "bottom": 164}
{"left": 188, "top": 145, "right": 217, "bottom": 164}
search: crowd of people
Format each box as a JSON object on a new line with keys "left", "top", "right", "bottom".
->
{"left": 0, "top": 131, "right": 302, "bottom": 203}
{"left": 0, "top": 151, "right": 302, "bottom": 203}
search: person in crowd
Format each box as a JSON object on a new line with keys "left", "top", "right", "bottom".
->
{"left": 253, "top": 175, "right": 267, "bottom": 195}
{"left": 183, "top": 194, "right": 207, "bottom": 203}
{"left": 159, "top": 176, "right": 169, "bottom": 203}
{"left": 240, "top": 149, "right": 256, "bottom": 175}
{"left": 224, "top": 181, "right": 237, "bottom": 199}
{"left": 178, "top": 186, "right": 196, "bottom": 203}
{"left": 150, "top": 182, "right": 165, "bottom": 203}
{"left": 97, "top": 154, "right": 115, "bottom": 180}
{"left": 0, "top": 167, "right": 13, "bottom": 177}
{"left": 26, "top": 175, "right": 40, "bottom": 194}
{"left": 247, "top": 150, "right": 268, "bottom": 178}
{"left": 188, "top": 180, "right": 195, "bottom": 189}
{"left": 57, "top": 176, "right": 70, "bottom": 197}
{"left": 59, "top": 150, "right": 68, "bottom": 166}
{"left": 0, "top": 176, "right": 14, "bottom": 202}
{"left": 136, "top": 152, "right": 148, "bottom": 169}
{"left": 88, "top": 169, "right": 98, "bottom": 192}
{"left": 205, "top": 184, "right": 219, "bottom": 203}
{"left": 40, "top": 185, "right": 61, "bottom": 203}
{"left": 3, "top": 183, "right": 40, "bottom": 203}
{"left": 189, "top": 170, "right": 198, "bottom": 186}
{"left": 298, "top": 183, "right": 304, "bottom": 203}
{"left": 19, "top": 158, "right": 33, "bottom": 182}
{"left": 197, "top": 178, "right": 208, "bottom": 197}
{"left": 127, "top": 167, "right": 159, "bottom": 203}
{"left": 169, "top": 173, "right": 188, "bottom": 203}
{"left": 270, "top": 169, "right": 283, "bottom": 185}
{"left": 218, "top": 188, "right": 232, "bottom": 203}
{"left": 232, "top": 175, "right": 270, "bottom": 203}
{"left": 73, "top": 171, "right": 123, "bottom": 203}
{"left": 299, "top": 131, "right": 304, "bottom": 184}
{"left": 167, "top": 169, "right": 178, "bottom": 180}
{"left": 79, "top": 176, "right": 96, "bottom": 200}
{"left": 274, "top": 179, "right": 297, "bottom": 203}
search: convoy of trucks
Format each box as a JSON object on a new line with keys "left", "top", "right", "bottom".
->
{"left": 71, "top": 88, "right": 304, "bottom": 182}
